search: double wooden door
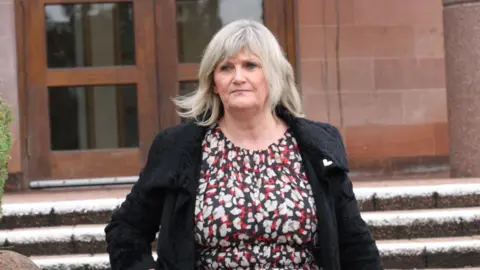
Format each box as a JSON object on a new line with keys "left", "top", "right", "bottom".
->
{"left": 20, "top": 0, "right": 295, "bottom": 182}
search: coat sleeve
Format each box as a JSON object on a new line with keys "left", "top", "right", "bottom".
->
{"left": 104, "top": 134, "right": 166, "bottom": 270}
{"left": 327, "top": 126, "right": 384, "bottom": 270}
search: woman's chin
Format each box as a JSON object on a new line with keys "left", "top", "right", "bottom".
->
{"left": 227, "top": 102, "right": 261, "bottom": 113}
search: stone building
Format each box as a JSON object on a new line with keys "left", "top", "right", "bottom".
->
{"left": 0, "top": 0, "right": 458, "bottom": 190}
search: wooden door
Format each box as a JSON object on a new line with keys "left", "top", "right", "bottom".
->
{"left": 23, "top": 0, "right": 159, "bottom": 180}
{"left": 21, "top": 0, "right": 296, "bottom": 182}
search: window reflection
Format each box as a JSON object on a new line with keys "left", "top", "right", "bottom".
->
{"left": 45, "top": 3, "right": 135, "bottom": 68}
{"left": 176, "top": 0, "right": 263, "bottom": 63}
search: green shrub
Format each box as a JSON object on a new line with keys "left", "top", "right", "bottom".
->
{"left": 0, "top": 96, "right": 12, "bottom": 208}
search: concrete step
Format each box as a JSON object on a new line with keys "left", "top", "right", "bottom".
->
{"left": 1, "top": 225, "right": 106, "bottom": 256}
{"left": 355, "top": 182, "right": 480, "bottom": 212}
{"left": 364, "top": 207, "right": 480, "bottom": 240}
{"left": 31, "top": 253, "right": 154, "bottom": 270}
{"left": 1, "top": 198, "right": 122, "bottom": 230}
{"left": 26, "top": 236, "right": 480, "bottom": 269}
{"left": 2, "top": 182, "right": 479, "bottom": 230}
{"left": 31, "top": 253, "right": 116, "bottom": 270}
{"left": 1, "top": 206, "right": 480, "bottom": 255}
{"left": 379, "top": 236, "right": 480, "bottom": 268}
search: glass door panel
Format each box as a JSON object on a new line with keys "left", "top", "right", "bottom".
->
{"left": 24, "top": 0, "right": 158, "bottom": 180}
{"left": 45, "top": 2, "right": 135, "bottom": 68}
{"left": 48, "top": 84, "right": 139, "bottom": 150}
{"left": 176, "top": 0, "right": 263, "bottom": 63}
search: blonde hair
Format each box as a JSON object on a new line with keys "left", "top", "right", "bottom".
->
{"left": 173, "top": 19, "right": 303, "bottom": 126}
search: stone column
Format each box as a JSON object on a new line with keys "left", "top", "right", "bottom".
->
{"left": 443, "top": 0, "right": 480, "bottom": 177}
{"left": 0, "top": 0, "right": 22, "bottom": 190}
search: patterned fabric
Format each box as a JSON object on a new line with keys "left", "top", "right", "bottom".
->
{"left": 194, "top": 125, "right": 319, "bottom": 269}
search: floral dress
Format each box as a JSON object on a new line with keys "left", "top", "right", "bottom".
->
{"left": 194, "top": 125, "right": 319, "bottom": 269}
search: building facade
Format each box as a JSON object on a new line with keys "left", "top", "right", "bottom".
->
{"left": 0, "top": 0, "right": 447, "bottom": 190}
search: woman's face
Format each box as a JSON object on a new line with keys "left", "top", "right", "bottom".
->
{"left": 213, "top": 51, "right": 269, "bottom": 114}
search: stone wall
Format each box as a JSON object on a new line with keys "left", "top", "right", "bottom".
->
{"left": 298, "top": 0, "right": 448, "bottom": 174}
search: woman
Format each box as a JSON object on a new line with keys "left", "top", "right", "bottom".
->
{"left": 105, "top": 19, "right": 383, "bottom": 270}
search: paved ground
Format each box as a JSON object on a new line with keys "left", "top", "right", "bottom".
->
{"left": 3, "top": 186, "right": 131, "bottom": 204}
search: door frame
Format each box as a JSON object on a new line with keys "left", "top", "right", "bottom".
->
{"left": 15, "top": 0, "right": 298, "bottom": 186}
{"left": 21, "top": 0, "right": 159, "bottom": 181}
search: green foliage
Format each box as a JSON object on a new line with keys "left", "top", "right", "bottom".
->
{"left": 0, "top": 96, "right": 12, "bottom": 205}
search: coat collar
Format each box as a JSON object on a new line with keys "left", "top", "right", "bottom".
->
{"left": 175, "top": 106, "right": 349, "bottom": 172}
{"left": 275, "top": 106, "right": 349, "bottom": 172}
{"left": 150, "top": 106, "right": 349, "bottom": 200}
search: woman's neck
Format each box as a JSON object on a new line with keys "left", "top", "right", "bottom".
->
{"left": 219, "top": 109, "right": 287, "bottom": 150}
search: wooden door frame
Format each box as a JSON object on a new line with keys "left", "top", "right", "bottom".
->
{"left": 14, "top": 0, "right": 298, "bottom": 186}
{"left": 14, "top": 0, "right": 29, "bottom": 189}
{"left": 20, "top": 0, "right": 159, "bottom": 181}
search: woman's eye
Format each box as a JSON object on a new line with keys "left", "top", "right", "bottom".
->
{"left": 219, "top": 65, "right": 232, "bottom": 71}
{"left": 245, "top": 62, "right": 257, "bottom": 69}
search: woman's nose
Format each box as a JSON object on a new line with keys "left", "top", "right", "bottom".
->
{"left": 233, "top": 67, "right": 246, "bottom": 83}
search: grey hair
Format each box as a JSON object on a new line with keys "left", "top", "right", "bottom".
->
{"left": 173, "top": 19, "right": 304, "bottom": 126}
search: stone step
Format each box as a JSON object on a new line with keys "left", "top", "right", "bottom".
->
{"left": 31, "top": 253, "right": 114, "bottom": 270}
{"left": 1, "top": 198, "right": 122, "bottom": 230}
{"left": 1, "top": 206, "right": 480, "bottom": 256}
{"left": 379, "top": 236, "right": 480, "bottom": 268}
{"left": 27, "top": 236, "right": 480, "bottom": 269}
{"left": 355, "top": 182, "right": 480, "bottom": 211}
{"left": 2, "top": 182, "right": 479, "bottom": 230}
{"left": 1, "top": 205, "right": 479, "bottom": 241}
{"left": 364, "top": 207, "right": 480, "bottom": 240}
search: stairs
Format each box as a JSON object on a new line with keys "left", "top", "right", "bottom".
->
{"left": 1, "top": 178, "right": 480, "bottom": 269}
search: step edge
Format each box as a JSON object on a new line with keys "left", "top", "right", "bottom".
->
{"left": 354, "top": 183, "right": 480, "bottom": 200}
{"left": 362, "top": 207, "right": 480, "bottom": 226}
{"left": 377, "top": 238, "right": 480, "bottom": 255}
{"left": 3, "top": 225, "right": 480, "bottom": 249}
{"left": 26, "top": 237, "right": 480, "bottom": 265}
{"left": 3, "top": 207, "right": 480, "bottom": 244}
{"left": 0, "top": 224, "right": 106, "bottom": 245}
{"left": 4, "top": 184, "right": 480, "bottom": 217}
{"left": 1, "top": 198, "right": 124, "bottom": 217}
{"left": 31, "top": 252, "right": 158, "bottom": 267}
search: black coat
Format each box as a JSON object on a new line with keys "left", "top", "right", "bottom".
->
{"left": 104, "top": 108, "right": 384, "bottom": 270}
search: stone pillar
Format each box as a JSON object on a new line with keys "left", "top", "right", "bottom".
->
{"left": 0, "top": 0, "right": 22, "bottom": 190}
{"left": 443, "top": 0, "right": 480, "bottom": 177}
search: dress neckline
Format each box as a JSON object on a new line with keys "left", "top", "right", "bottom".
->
{"left": 212, "top": 124, "right": 290, "bottom": 155}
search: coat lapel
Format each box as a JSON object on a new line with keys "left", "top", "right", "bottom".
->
{"left": 276, "top": 106, "right": 349, "bottom": 173}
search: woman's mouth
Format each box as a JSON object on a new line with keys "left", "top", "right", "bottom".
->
{"left": 231, "top": 89, "right": 249, "bottom": 93}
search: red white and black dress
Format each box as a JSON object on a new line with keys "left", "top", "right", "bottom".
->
{"left": 194, "top": 125, "right": 319, "bottom": 269}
